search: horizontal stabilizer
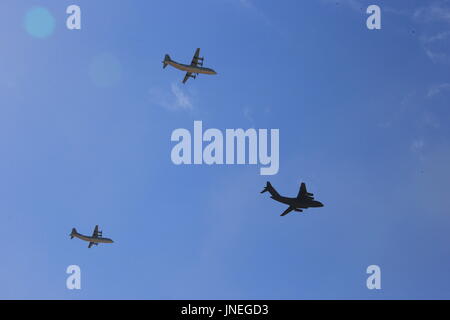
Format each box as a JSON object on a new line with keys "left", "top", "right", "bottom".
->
{"left": 261, "top": 181, "right": 280, "bottom": 198}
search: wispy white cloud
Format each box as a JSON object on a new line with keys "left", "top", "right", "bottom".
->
{"left": 378, "top": 91, "right": 416, "bottom": 128}
{"left": 170, "top": 83, "right": 193, "bottom": 110}
{"left": 424, "top": 48, "right": 450, "bottom": 64}
{"left": 230, "top": 0, "right": 293, "bottom": 40}
{"left": 422, "top": 112, "right": 440, "bottom": 129}
{"left": 414, "top": 1, "right": 450, "bottom": 24}
{"left": 427, "top": 83, "right": 450, "bottom": 97}
{"left": 149, "top": 83, "right": 194, "bottom": 111}
{"left": 327, "top": 1, "right": 450, "bottom": 66}
{"left": 235, "top": 0, "right": 273, "bottom": 27}
{"left": 414, "top": 2, "right": 450, "bottom": 65}
{"left": 411, "top": 138, "right": 425, "bottom": 153}
{"left": 422, "top": 30, "right": 450, "bottom": 43}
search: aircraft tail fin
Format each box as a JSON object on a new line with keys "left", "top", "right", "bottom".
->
{"left": 70, "top": 228, "right": 77, "bottom": 239}
{"left": 260, "top": 182, "right": 280, "bottom": 198}
{"left": 162, "top": 54, "right": 171, "bottom": 68}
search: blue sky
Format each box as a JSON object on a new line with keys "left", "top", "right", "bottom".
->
{"left": 0, "top": 0, "right": 449, "bottom": 299}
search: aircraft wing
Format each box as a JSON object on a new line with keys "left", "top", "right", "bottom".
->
{"left": 182, "top": 72, "right": 192, "bottom": 84}
{"left": 280, "top": 206, "right": 295, "bottom": 216}
{"left": 88, "top": 242, "right": 95, "bottom": 248}
{"left": 190, "top": 48, "right": 201, "bottom": 66}
{"left": 92, "top": 225, "right": 99, "bottom": 238}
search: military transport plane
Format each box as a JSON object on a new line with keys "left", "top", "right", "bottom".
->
{"left": 70, "top": 225, "right": 114, "bottom": 248}
{"left": 162, "top": 48, "right": 217, "bottom": 83}
{"left": 261, "top": 182, "right": 324, "bottom": 216}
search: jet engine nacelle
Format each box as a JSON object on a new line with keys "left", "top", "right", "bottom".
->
{"left": 307, "top": 192, "right": 314, "bottom": 196}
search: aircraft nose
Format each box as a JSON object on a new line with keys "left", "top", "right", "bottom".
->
{"left": 316, "top": 201, "right": 324, "bottom": 207}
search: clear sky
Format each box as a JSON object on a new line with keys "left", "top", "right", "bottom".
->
{"left": 0, "top": 0, "right": 449, "bottom": 299}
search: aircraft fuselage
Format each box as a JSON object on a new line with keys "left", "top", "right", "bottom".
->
{"left": 271, "top": 196, "right": 324, "bottom": 209}
{"left": 72, "top": 232, "right": 114, "bottom": 244}
{"left": 167, "top": 60, "right": 217, "bottom": 75}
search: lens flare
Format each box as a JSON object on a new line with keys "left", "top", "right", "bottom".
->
{"left": 24, "top": 7, "right": 55, "bottom": 39}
